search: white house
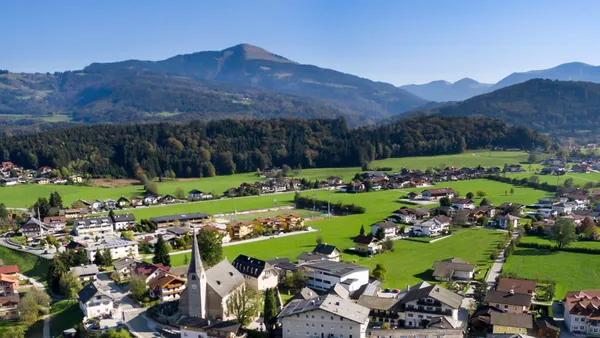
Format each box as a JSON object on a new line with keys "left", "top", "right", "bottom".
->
{"left": 73, "top": 217, "right": 114, "bottom": 236}
{"left": 91, "top": 200, "right": 103, "bottom": 211}
{"left": 450, "top": 198, "right": 475, "bottom": 210}
{"left": 84, "top": 239, "right": 139, "bottom": 262}
{"left": 232, "top": 255, "right": 279, "bottom": 291}
{"left": 552, "top": 202, "right": 575, "bottom": 215}
{"left": 370, "top": 221, "right": 396, "bottom": 239}
{"left": 110, "top": 213, "right": 136, "bottom": 231}
{"left": 327, "top": 176, "right": 343, "bottom": 186}
{"left": 78, "top": 282, "right": 114, "bottom": 319}
{"left": 400, "top": 282, "right": 463, "bottom": 328}
{"left": 412, "top": 217, "right": 450, "bottom": 237}
{"left": 496, "top": 215, "right": 519, "bottom": 229}
{"left": 278, "top": 294, "right": 370, "bottom": 338}
{"left": 536, "top": 208, "right": 558, "bottom": 218}
{"left": 1, "top": 178, "right": 18, "bottom": 186}
{"left": 69, "top": 264, "right": 99, "bottom": 282}
{"left": 393, "top": 208, "right": 416, "bottom": 224}
{"left": 302, "top": 260, "right": 369, "bottom": 293}
{"left": 564, "top": 290, "right": 600, "bottom": 336}
{"left": 311, "top": 244, "right": 341, "bottom": 262}
{"left": 188, "top": 189, "right": 213, "bottom": 201}
{"left": 103, "top": 199, "right": 116, "bottom": 210}
{"left": 432, "top": 258, "right": 476, "bottom": 281}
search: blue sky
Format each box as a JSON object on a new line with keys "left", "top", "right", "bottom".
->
{"left": 1, "top": 0, "right": 598, "bottom": 85}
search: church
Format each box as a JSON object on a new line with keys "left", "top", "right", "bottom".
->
{"left": 178, "top": 228, "right": 247, "bottom": 338}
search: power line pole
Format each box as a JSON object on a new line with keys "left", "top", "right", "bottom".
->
{"left": 327, "top": 189, "right": 331, "bottom": 218}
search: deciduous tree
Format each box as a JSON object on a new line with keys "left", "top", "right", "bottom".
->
{"left": 226, "top": 283, "right": 261, "bottom": 327}
{"left": 549, "top": 218, "right": 577, "bottom": 249}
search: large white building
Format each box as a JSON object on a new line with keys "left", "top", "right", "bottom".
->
{"left": 301, "top": 260, "right": 369, "bottom": 293}
{"left": 77, "top": 282, "right": 114, "bottom": 319}
{"left": 73, "top": 216, "right": 114, "bottom": 236}
{"left": 278, "top": 294, "right": 370, "bottom": 338}
{"left": 84, "top": 239, "right": 138, "bottom": 262}
{"left": 111, "top": 213, "right": 136, "bottom": 231}
{"left": 564, "top": 290, "right": 600, "bottom": 336}
{"left": 232, "top": 254, "right": 279, "bottom": 291}
{"left": 399, "top": 282, "right": 464, "bottom": 328}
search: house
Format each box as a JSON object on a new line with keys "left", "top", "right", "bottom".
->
{"left": 302, "top": 260, "right": 369, "bottom": 292}
{"left": 496, "top": 203, "right": 524, "bottom": 216}
{"left": 563, "top": 290, "right": 600, "bottom": 335}
{"left": 130, "top": 196, "right": 143, "bottom": 207}
{"left": 505, "top": 164, "right": 522, "bottom": 173}
{"left": 20, "top": 217, "right": 48, "bottom": 238}
{"left": 160, "top": 195, "right": 177, "bottom": 204}
{"left": 112, "top": 257, "right": 140, "bottom": 280}
{"left": 327, "top": 176, "right": 343, "bottom": 185}
{"left": 495, "top": 215, "right": 520, "bottom": 229}
{"left": 143, "top": 194, "right": 160, "bottom": 205}
{"left": 412, "top": 217, "right": 450, "bottom": 237}
{"left": 552, "top": 202, "right": 576, "bottom": 215}
{"left": 484, "top": 290, "right": 532, "bottom": 314}
{"left": 188, "top": 189, "right": 209, "bottom": 201}
{"left": 0, "top": 273, "right": 19, "bottom": 296}
{"left": 148, "top": 272, "right": 187, "bottom": 302}
{"left": 178, "top": 229, "right": 246, "bottom": 322}
{"left": 78, "top": 282, "right": 114, "bottom": 318}
{"left": 490, "top": 312, "right": 533, "bottom": 335}
{"left": 536, "top": 208, "right": 558, "bottom": 218}
{"left": 116, "top": 197, "right": 130, "bottom": 208}
{"left": 408, "top": 191, "right": 420, "bottom": 200}
{"left": 432, "top": 257, "right": 476, "bottom": 281}
{"left": 348, "top": 182, "right": 365, "bottom": 193}
{"left": 450, "top": 198, "right": 475, "bottom": 210}
{"left": 296, "top": 252, "right": 329, "bottom": 264}
{"left": 469, "top": 206, "right": 496, "bottom": 221}
{"left": 167, "top": 227, "right": 192, "bottom": 237}
{"left": 393, "top": 207, "right": 417, "bottom": 224}
{"left": 69, "top": 264, "right": 99, "bottom": 282}
{"left": 0, "top": 295, "right": 20, "bottom": 320}
{"left": 35, "top": 177, "right": 49, "bottom": 184}
{"left": 84, "top": 239, "right": 138, "bottom": 262}
{"left": 69, "top": 175, "right": 83, "bottom": 183}
{"left": 469, "top": 305, "right": 504, "bottom": 331}
{"left": 232, "top": 255, "right": 279, "bottom": 291}
{"left": 399, "top": 281, "right": 464, "bottom": 328}
{"left": 357, "top": 295, "right": 402, "bottom": 328}
{"left": 61, "top": 208, "right": 88, "bottom": 220}
{"left": 1, "top": 178, "right": 18, "bottom": 186}
{"left": 422, "top": 188, "right": 455, "bottom": 200}
{"left": 279, "top": 214, "right": 305, "bottom": 229}
{"left": 278, "top": 294, "right": 370, "bottom": 338}
{"left": 353, "top": 234, "right": 382, "bottom": 255}
{"left": 536, "top": 316, "right": 559, "bottom": 338}
{"left": 150, "top": 212, "right": 210, "bottom": 228}
{"left": 90, "top": 200, "right": 103, "bottom": 211}
{"left": 311, "top": 244, "right": 341, "bottom": 262}
{"left": 111, "top": 213, "right": 136, "bottom": 230}
{"left": 43, "top": 216, "right": 68, "bottom": 230}
{"left": 73, "top": 216, "right": 114, "bottom": 236}
{"left": 370, "top": 221, "right": 397, "bottom": 239}
{"left": 497, "top": 278, "right": 537, "bottom": 296}
{"left": 229, "top": 221, "right": 254, "bottom": 240}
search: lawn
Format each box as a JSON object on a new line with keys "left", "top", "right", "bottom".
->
{"left": 220, "top": 209, "right": 317, "bottom": 222}
{"left": 519, "top": 235, "right": 600, "bottom": 249}
{"left": 0, "top": 245, "right": 50, "bottom": 285}
{"left": 511, "top": 172, "right": 600, "bottom": 188}
{"left": 503, "top": 247, "right": 600, "bottom": 300}
{"left": 50, "top": 300, "right": 83, "bottom": 338}
{"left": 0, "top": 151, "right": 531, "bottom": 207}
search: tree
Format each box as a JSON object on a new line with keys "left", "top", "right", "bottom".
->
{"left": 75, "top": 248, "right": 89, "bottom": 265}
{"left": 549, "top": 218, "right": 578, "bottom": 249}
{"left": 476, "top": 190, "right": 487, "bottom": 198}
{"left": 33, "top": 197, "right": 50, "bottom": 218}
{"left": 145, "top": 181, "right": 159, "bottom": 195}
{"left": 226, "top": 283, "right": 261, "bottom": 327}
{"left": 263, "top": 288, "right": 278, "bottom": 336}
{"left": 49, "top": 191, "right": 63, "bottom": 208}
{"left": 153, "top": 235, "right": 171, "bottom": 267}
{"left": 472, "top": 278, "right": 487, "bottom": 302}
{"left": 121, "top": 230, "right": 135, "bottom": 241}
{"left": 196, "top": 228, "right": 223, "bottom": 266}
{"left": 528, "top": 153, "right": 538, "bottom": 164}
{"left": 359, "top": 224, "right": 365, "bottom": 236}
{"left": 47, "top": 255, "right": 69, "bottom": 293}
{"left": 466, "top": 192, "right": 474, "bottom": 199}
{"left": 0, "top": 203, "right": 8, "bottom": 220}
{"left": 129, "top": 274, "right": 147, "bottom": 302}
{"left": 175, "top": 187, "right": 185, "bottom": 200}
{"left": 372, "top": 263, "right": 387, "bottom": 281}
{"left": 439, "top": 197, "right": 451, "bottom": 207}
{"left": 59, "top": 271, "right": 82, "bottom": 299}
{"left": 529, "top": 175, "right": 540, "bottom": 184}
{"left": 18, "top": 287, "right": 50, "bottom": 325}
{"left": 282, "top": 164, "right": 292, "bottom": 176}
{"left": 382, "top": 238, "right": 394, "bottom": 252}
{"left": 479, "top": 198, "right": 491, "bottom": 206}
{"left": 375, "top": 227, "right": 385, "bottom": 240}
{"left": 509, "top": 187, "right": 515, "bottom": 195}
{"left": 316, "top": 234, "right": 324, "bottom": 245}
{"left": 579, "top": 217, "right": 596, "bottom": 240}
{"left": 3, "top": 326, "right": 25, "bottom": 338}
{"left": 564, "top": 178, "right": 574, "bottom": 188}
{"left": 291, "top": 269, "right": 308, "bottom": 289}
{"left": 103, "top": 249, "right": 113, "bottom": 265}
{"left": 94, "top": 250, "right": 105, "bottom": 267}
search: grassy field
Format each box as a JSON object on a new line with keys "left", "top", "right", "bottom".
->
{"left": 0, "top": 245, "right": 50, "bottom": 285}
{"left": 50, "top": 300, "right": 83, "bottom": 338}
{"left": 218, "top": 209, "right": 316, "bottom": 222}
{"left": 511, "top": 172, "right": 600, "bottom": 188}
{"left": 0, "top": 151, "right": 531, "bottom": 207}
{"left": 519, "top": 235, "right": 600, "bottom": 249}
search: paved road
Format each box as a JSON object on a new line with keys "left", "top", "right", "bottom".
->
{"left": 485, "top": 231, "right": 518, "bottom": 289}
{"left": 0, "top": 238, "right": 56, "bottom": 259}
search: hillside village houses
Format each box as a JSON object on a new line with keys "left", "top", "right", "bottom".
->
{"left": 78, "top": 282, "right": 114, "bottom": 319}
{"left": 232, "top": 255, "right": 279, "bottom": 291}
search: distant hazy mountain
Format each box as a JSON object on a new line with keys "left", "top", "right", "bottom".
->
{"left": 491, "top": 62, "right": 600, "bottom": 90}
{"left": 399, "top": 78, "right": 492, "bottom": 101}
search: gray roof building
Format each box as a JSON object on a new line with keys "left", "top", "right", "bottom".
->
{"left": 490, "top": 312, "right": 534, "bottom": 329}
{"left": 205, "top": 260, "right": 245, "bottom": 298}
{"left": 432, "top": 257, "right": 476, "bottom": 280}
{"left": 150, "top": 212, "right": 210, "bottom": 224}
{"left": 400, "top": 281, "right": 463, "bottom": 309}
{"left": 301, "top": 260, "right": 368, "bottom": 278}
{"left": 77, "top": 282, "right": 113, "bottom": 304}
{"left": 232, "top": 254, "right": 270, "bottom": 278}
{"left": 485, "top": 290, "right": 532, "bottom": 307}
{"left": 278, "top": 294, "right": 370, "bottom": 324}
{"left": 69, "top": 264, "right": 99, "bottom": 278}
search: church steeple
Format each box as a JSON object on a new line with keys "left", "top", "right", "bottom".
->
{"left": 179, "top": 227, "right": 206, "bottom": 318}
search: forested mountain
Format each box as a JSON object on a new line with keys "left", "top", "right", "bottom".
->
{"left": 0, "top": 117, "right": 549, "bottom": 178}
{"left": 401, "top": 79, "right": 600, "bottom": 140}
{"left": 0, "top": 44, "right": 428, "bottom": 133}
{"left": 399, "top": 78, "right": 492, "bottom": 102}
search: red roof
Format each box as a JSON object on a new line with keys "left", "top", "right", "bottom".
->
{"left": 0, "top": 265, "right": 19, "bottom": 274}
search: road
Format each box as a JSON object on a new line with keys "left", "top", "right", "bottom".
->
{"left": 485, "top": 230, "right": 519, "bottom": 289}
{"left": 0, "top": 237, "right": 56, "bottom": 259}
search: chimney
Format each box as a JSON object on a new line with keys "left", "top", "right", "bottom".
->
{"left": 509, "top": 289, "right": 515, "bottom": 294}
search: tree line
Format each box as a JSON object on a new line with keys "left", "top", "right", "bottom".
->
{"left": 0, "top": 116, "right": 551, "bottom": 179}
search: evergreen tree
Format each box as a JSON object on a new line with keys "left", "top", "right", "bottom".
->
{"left": 49, "top": 191, "right": 63, "bottom": 208}
{"left": 359, "top": 224, "right": 365, "bottom": 236}
{"left": 103, "top": 249, "right": 113, "bottom": 265}
{"left": 372, "top": 264, "right": 387, "bottom": 281}
{"left": 94, "top": 250, "right": 105, "bottom": 267}
{"left": 47, "top": 255, "right": 68, "bottom": 294}
{"left": 33, "top": 197, "right": 50, "bottom": 218}
{"left": 263, "top": 288, "right": 278, "bottom": 336}
{"left": 153, "top": 235, "right": 171, "bottom": 267}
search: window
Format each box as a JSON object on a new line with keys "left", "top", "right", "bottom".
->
{"left": 504, "top": 305, "right": 508, "bottom": 309}
{"left": 287, "top": 330, "right": 290, "bottom": 333}
{"left": 407, "top": 314, "right": 413, "bottom": 317}
{"left": 311, "top": 323, "right": 315, "bottom": 327}
{"left": 306, "top": 332, "right": 309, "bottom": 336}
{"left": 312, "top": 315, "right": 315, "bottom": 319}
{"left": 321, "top": 316, "right": 324, "bottom": 319}
{"left": 306, "top": 315, "right": 309, "bottom": 318}
{"left": 306, "top": 323, "right": 309, "bottom": 327}
{"left": 350, "top": 326, "right": 353, "bottom": 330}
{"left": 331, "top": 317, "right": 334, "bottom": 320}
{"left": 320, "top": 324, "right": 324, "bottom": 328}
{"left": 418, "top": 315, "right": 423, "bottom": 319}
{"left": 575, "top": 318, "right": 579, "bottom": 322}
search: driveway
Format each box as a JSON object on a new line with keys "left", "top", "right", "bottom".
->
{"left": 485, "top": 232, "right": 518, "bottom": 289}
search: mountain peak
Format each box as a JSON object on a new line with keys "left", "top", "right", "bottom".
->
{"left": 454, "top": 77, "right": 479, "bottom": 85}
{"left": 221, "top": 43, "right": 293, "bottom": 63}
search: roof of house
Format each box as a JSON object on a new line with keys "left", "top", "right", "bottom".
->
{"left": 148, "top": 272, "right": 186, "bottom": 289}
{"left": 399, "top": 282, "right": 463, "bottom": 309}
{"left": 312, "top": 244, "right": 339, "bottom": 256}
{"left": 0, "top": 265, "right": 19, "bottom": 274}
{"left": 423, "top": 188, "right": 455, "bottom": 195}
{"left": 564, "top": 290, "right": 600, "bottom": 317}
{"left": 536, "top": 316, "right": 558, "bottom": 331}
{"left": 112, "top": 257, "right": 140, "bottom": 271}
{"left": 432, "top": 258, "right": 476, "bottom": 279}
{"left": 69, "top": 264, "right": 99, "bottom": 277}
{"left": 357, "top": 295, "right": 401, "bottom": 311}
{"left": 232, "top": 254, "right": 273, "bottom": 278}
{"left": 166, "top": 227, "right": 192, "bottom": 236}
{"left": 77, "top": 282, "right": 113, "bottom": 304}
{"left": 0, "top": 295, "right": 20, "bottom": 306}
{"left": 496, "top": 278, "right": 537, "bottom": 294}
{"left": 206, "top": 260, "right": 245, "bottom": 298}
{"left": 369, "top": 328, "right": 463, "bottom": 338}
{"left": 484, "top": 290, "right": 532, "bottom": 307}
{"left": 278, "top": 294, "right": 369, "bottom": 324}
{"left": 451, "top": 198, "right": 472, "bottom": 205}
{"left": 302, "top": 260, "right": 368, "bottom": 278}
{"left": 296, "top": 252, "right": 329, "bottom": 263}
{"left": 111, "top": 213, "right": 136, "bottom": 222}
{"left": 267, "top": 258, "right": 297, "bottom": 272}
{"left": 134, "top": 261, "right": 169, "bottom": 276}
{"left": 150, "top": 212, "right": 210, "bottom": 223}
{"left": 353, "top": 234, "right": 378, "bottom": 245}
{"left": 372, "top": 221, "right": 397, "bottom": 229}
{"left": 293, "top": 287, "right": 320, "bottom": 301}
{"left": 490, "top": 312, "right": 533, "bottom": 329}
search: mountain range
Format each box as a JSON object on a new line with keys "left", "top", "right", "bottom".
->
{"left": 400, "top": 62, "right": 600, "bottom": 102}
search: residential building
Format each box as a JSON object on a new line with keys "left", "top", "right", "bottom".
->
{"left": 69, "top": 175, "right": 83, "bottom": 183}
{"left": 69, "top": 264, "right": 99, "bottom": 282}
{"left": 564, "top": 290, "right": 600, "bottom": 335}
{"left": 117, "top": 197, "right": 130, "bottom": 208}
{"left": 327, "top": 176, "right": 343, "bottom": 185}
{"left": 496, "top": 278, "right": 537, "bottom": 296}
{"left": 0, "top": 295, "right": 20, "bottom": 320}
{"left": 188, "top": 189, "right": 213, "bottom": 201}
{"left": 130, "top": 196, "right": 143, "bottom": 207}
{"left": 148, "top": 272, "right": 187, "bottom": 302}
{"left": 311, "top": 244, "right": 341, "bottom": 262}
{"left": 278, "top": 294, "right": 370, "bottom": 338}
{"left": 302, "top": 260, "right": 369, "bottom": 292}
{"left": 232, "top": 255, "right": 279, "bottom": 291}
{"left": 279, "top": 214, "right": 305, "bottom": 229}
{"left": 422, "top": 188, "right": 455, "bottom": 200}
{"left": 393, "top": 207, "right": 417, "bottom": 224}
{"left": 78, "top": 282, "right": 114, "bottom": 318}
{"left": 369, "top": 328, "right": 463, "bottom": 338}
{"left": 229, "top": 221, "right": 254, "bottom": 240}
{"left": 103, "top": 199, "right": 116, "bottom": 209}
{"left": 412, "top": 217, "right": 450, "bottom": 237}
{"left": 353, "top": 235, "right": 381, "bottom": 255}
{"left": 552, "top": 202, "right": 576, "bottom": 215}
{"left": 167, "top": 227, "right": 192, "bottom": 237}
{"left": 112, "top": 257, "right": 140, "bottom": 280}
{"left": 0, "top": 273, "right": 19, "bottom": 296}
{"left": 496, "top": 203, "right": 524, "bottom": 216}
{"left": 134, "top": 261, "right": 170, "bottom": 284}
{"left": 495, "top": 215, "right": 520, "bottom": 229}
{"left": 450, "top": 198, "right": 475, "bottom": 210}
{"left": 73, "top": 216, "right": 114, "bottom": 236}
{"left": 297, "top": 252, "right": 329, "bottom": 264}
{"left": 111, "top": 213, "right": 136, "bottom": 230}
{"left": 399, "top": 282, "right": 464, "bottom": 328}
{"left": 84, "top": 239, "right": 138, "bottom": 262}
{"left": 35, "top": 177, "right": 50, "bottom": 184}
{"left": 536, "top": 317, "right": 559, "bottom": 338}
{"left": 43, "top": 216, "right": 68, "bottom": 230}
{"left": 150, "top": 212, "right": 211, "bottom": 228}
{"left": 432, "top": 257, "right": 476, "bottom": 281}
{"left": 357, "top": 295, "right": 403, "bottom": 328}
{"left": 484, "top": 290, "right": 532, "bottom": 314}
{"left": 370, "top": 221, "right": 397, "bottom": 239}
{"left": 61, "top": 208, "right": 88, "bottom": 220}
{"left": 490, "top": 312, "right": 533, "bottom": 335}
{"left": 1, "top": 178, "right": 18, "bottom": 186}
{"left": 19, "top": 217, "right": 48, "bottom": 238}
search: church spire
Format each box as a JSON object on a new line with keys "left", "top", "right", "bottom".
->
{"left": 188, "top": 227, "right": 205, "bottom": 275}
{"left": 179, "top": 226, "right": 207, "bottom": 319}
